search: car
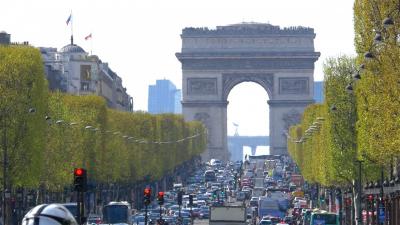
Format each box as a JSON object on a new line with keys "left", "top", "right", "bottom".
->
{"left": 173, "top": 211, "right": 190, "bottom": 218}
{"left": 199, "top": 209, "right": 209, "bottom": 219}
{"left": 259, "top": 219, "right": 273, "bottom": 225}
{"left": 236, "top": 191, "right": 246, "bottom": 201}
{"left": 86, "top": 214, "right": 102, "bottom": 225}
{"left": 190, "top": 208, "right": 201, "bottom": 218}
{"left": 262, "top": 216, "right": 281, "bottom": 224}
{"left": 249, "top": 197, "right": 258, "bottom": 207}
{"left": 284, "top": 216, "right": 294, "bottom": 225}
{"left": 132, "top": 215, "right": 145, "bottom": 225}
{"left": 182, "top": 217, "right": 191, "bottom": 225}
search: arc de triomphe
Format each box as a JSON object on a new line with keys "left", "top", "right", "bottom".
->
{"left": 176, "top": 23, "right": 320, "bottom": 161}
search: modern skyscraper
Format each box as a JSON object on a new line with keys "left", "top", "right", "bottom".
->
{"left": 148, "top": 79, "right": 182, "bottom": 114}
{"left": 314, "top": 81, "right": 324, "bottom": 103}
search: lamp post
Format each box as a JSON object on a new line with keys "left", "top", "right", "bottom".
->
{"left": 355, "top": 159, "right": 363, "bottom": 225}
{"left": 2, "top": 113, "right": 7, "bottom": 225}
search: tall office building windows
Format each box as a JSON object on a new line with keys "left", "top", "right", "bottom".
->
{"left": 314, "top": 81, "right": 324, "bottom": 103}
{"left": 148, "top": 79, "right": 182, "bottom": 114}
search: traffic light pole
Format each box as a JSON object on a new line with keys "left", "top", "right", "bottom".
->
{"left": 77, "top": 191, "right": 81, "bottom": 225}
{"left": 190, "top": 205, "right": 193, "bottom": 225}
{"left": 159, "top": 204, "right": 163, "bottom": 223}
{"left": 145, "top": 204, "right": 148, "bottom": 225}
{"left": 80, "top": 190, "right": 85, "bottom": 225}
{"left": 76, "top": 190, "right": 85, "bottom": 225}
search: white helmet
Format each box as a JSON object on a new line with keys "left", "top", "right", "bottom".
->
{"left": 22, "top": 204, "right": 78, "bottom": 225}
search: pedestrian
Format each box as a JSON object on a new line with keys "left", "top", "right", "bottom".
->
{"left": 21, "top": 203, "right": 78, "bottom": 225}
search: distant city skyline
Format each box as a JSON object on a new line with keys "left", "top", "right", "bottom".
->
{"left": 1, "top": 0, "right": 356, "bottom": 136}
{"left": 148, "top": 79, "right": 182, "bottom": 114}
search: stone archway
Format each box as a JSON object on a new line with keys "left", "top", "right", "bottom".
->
{"left": 176, "top": 23, "right": 320, "bottom": 161}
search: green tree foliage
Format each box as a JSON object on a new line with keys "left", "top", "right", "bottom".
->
{"left": 0, "top": 46, "right": 207, "bottom": 191}
{"left": 324, "top": 56, "right": 359, "bottom": 185}
{"left": 0, "top": 45, "right": 48, "bottom": 188}
{"left": 289, "top": 1, "right": 400, "bottom": 187}
{"left": 288, "top": 56, "right": 380, "bottom": 186}
{"left": 43, "top": 95, "right": 206, "bottom": 190}
{"left": 354, "top": 0, "right": 400, "bottom": 165}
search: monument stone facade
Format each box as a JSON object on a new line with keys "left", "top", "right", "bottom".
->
{"left": 176, "top": 23, "right": 320, "bottom": 161}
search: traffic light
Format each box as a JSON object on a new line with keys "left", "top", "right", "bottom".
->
{"left": 144, "top": 187, "right": 152, "bottom": 206}
{"left": 212, "top": 191, "right": 217, "bottom": 199}
{"left": 368, "top": 194, "right": 374, "bottom": 202}
{"left": 73, "top": 168, "right": 87, "bottom": 192}
{"left": 189, "top": 194, "right": 194, "bottom": 206}
{"left": 157, "top": 192, "right": 165, "bottom": 205}
{"left": 177, "top": 191, "right": 183, "bottom": 205}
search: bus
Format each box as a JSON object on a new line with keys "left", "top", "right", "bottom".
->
{"left": 310, "top": 212, "right": 339, "bottom": 225}
{"left": 102, "top": 201, "right": 132, "bottom": 224}
{"left": 258, "top": 196, "right": 285, "bottom": 218}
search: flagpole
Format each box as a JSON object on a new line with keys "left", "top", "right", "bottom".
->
{"left": 90, "top": 34, "right": 93, "bottom": 55}
{"left": 70, "top": 10, "right": 73, "bottom": 45}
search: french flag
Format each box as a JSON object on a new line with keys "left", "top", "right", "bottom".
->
{"left": 66, "top": 14, "right": 72, "bottom": 25}
{"left": 85, "top": 33, "right": 92, "bottom": 40}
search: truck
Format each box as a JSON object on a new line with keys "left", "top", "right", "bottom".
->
{"left": 290, "top": 174, "right": 304, "bottom": 187}
{"left": 209, "top": 206, "right": 247, "bottom": 225}
{"left": 102, "top": 201, "right": 132, "bottom": 225}
{"left": 254, "top": 178, "right": 264, "bottom": 187}
{"left": 258, "top": 196, "right": 286, "bottom": 218}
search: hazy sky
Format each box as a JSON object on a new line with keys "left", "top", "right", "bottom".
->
{"left": 1, "top": 0, "right": 356, "bottom": 136}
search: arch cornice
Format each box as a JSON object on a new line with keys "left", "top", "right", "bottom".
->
{"left": 222, "top": 73, "right": 273, "bottom": 100}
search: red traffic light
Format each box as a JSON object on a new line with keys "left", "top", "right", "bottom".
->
{"left": 144, "top": 188, "right": 151, "bottom": 195}
{"left": 157, "top": 191, "right": 164, "bottom": 205}
{"left": 368, "top": 195, "right": 374, "bottom": 201}
{"left": 74, "top": 168, "right": 85, "bottom": 176}
{"left": 73, "top": 168, "right": 87, "bottom": 192}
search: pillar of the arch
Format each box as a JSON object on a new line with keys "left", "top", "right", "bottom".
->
{"left": 268, "top": 100, "right": 314, "bottom": 155}
{"left": 182, "top": 101, "right": 229, "bottom": 162}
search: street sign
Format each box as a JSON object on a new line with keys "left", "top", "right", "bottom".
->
{"left": 378, "top": 204, "right": 385, "bottom": 223}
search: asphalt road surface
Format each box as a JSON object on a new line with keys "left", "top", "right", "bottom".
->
{"left": 194, "top": 219, "right": 209, "bottom": 225}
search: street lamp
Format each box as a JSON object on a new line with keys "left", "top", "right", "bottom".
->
{"left": 355, "top": 159, "right": 363, "bottom": 224}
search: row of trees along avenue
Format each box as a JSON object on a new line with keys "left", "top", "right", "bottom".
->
{"left": 0, "top": 45, "right": 206, "bottom": 194}
{"left": 288, "top": 0, "right": 400, "bottom": 189}
{"left": 288, "top": 0, "right": 400, "bottom": 221}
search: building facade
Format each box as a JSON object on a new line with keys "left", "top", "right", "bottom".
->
{"left": 0, "top": 31, "right": 11, "bottom": 44}
{"left": 148, "top": 79, "right": 182, "bottom": 114}
{"left": 40, "top": 43, "right": 133, "bottom": 112}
